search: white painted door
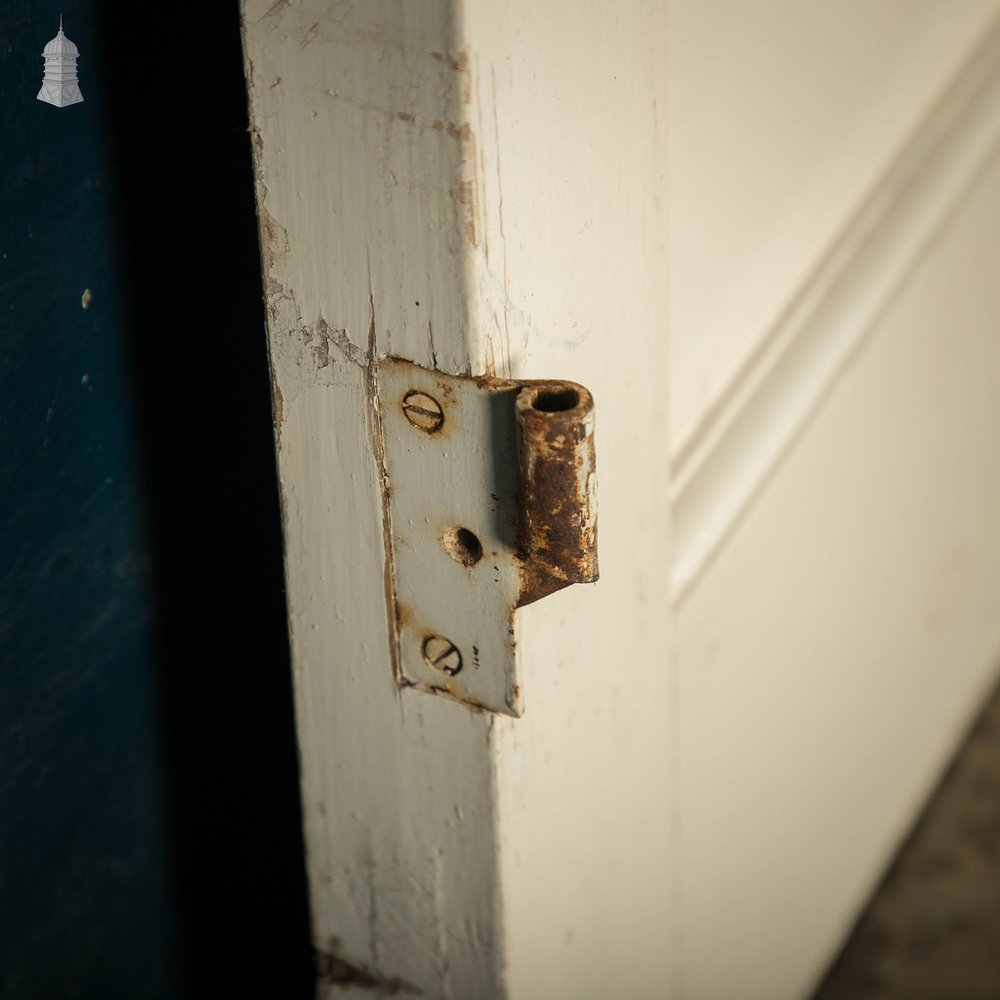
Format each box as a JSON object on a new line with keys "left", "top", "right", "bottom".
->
{"left": 241, "top": 2, "right": 1000, "bottom": 997}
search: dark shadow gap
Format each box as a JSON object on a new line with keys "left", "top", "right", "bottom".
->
{"left": 94, "top": 2, "right": 313, "bottom": 995}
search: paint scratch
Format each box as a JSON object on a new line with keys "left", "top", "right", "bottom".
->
{"left": 364, "top": 258, "right": 403, "bottom": 692}
{"left": 261, "top": 0, "right": 289, "bottom": 19}
{"left": 491, "top": 65, "right": 512, "bottom": 377}
{"left": 427, "top": 319, "right": 439, "bottom": 369}
{"left": 300, "top": 21, "right": 319, "bottom": 48}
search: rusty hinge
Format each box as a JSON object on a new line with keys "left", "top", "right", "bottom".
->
{"left": 376, "top": 357, "right": 598, "bottom": 716}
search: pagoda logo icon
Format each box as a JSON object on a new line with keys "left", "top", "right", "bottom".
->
{"left": 38, "top": 16, "right": 83, "bottom": 108}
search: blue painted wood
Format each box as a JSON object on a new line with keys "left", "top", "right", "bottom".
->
{"left": 0, "top": 5, "right": 175, "bottom": 998}
{"left": 1, "top": 4, "right": 312, "bottom": 997}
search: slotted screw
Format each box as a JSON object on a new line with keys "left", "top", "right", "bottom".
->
{"left": 402, "top": 390, "right": 444, "bottom": 433}
{"left": 422, "top": 635, "right": 462, "bottom": 676}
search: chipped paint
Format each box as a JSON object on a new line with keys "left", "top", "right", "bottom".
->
{"left": 316, "top": 940, "right": 421, "bottom": 995}
{"left": 240, "top": 4, "right": 511, "bottom": 993}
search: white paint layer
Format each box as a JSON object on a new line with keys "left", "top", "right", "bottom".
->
{"left": 668, "top": 0, "right": 1000, "bottom": 448}
{"left": 244, "top": 2, "right": 1000, "bottom": 998}
{"left": 456, "top": 3, "right": 673, "bottom": 995}
{"left": 242, "top": 3, "right": 504, "bottom": 994}
{"left": 672, "top": 17, "right": 1000, "bottom": 602}
{"left": 677, "top": 143, "right": 1000, "bottom": 1000}
{"left": 242, "top": 1, "right": 672, "bottom": 996}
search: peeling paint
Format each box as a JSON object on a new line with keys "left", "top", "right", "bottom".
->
{"left": 300, "top": 316, "right": 365, "bottom": 372}
{"left": 240, "top": 4, "right": 511, "bottom": 992}
{"left": 316, "top": 940, "right": 421, "bottom": 995}
{"left": 257, "top": 205, "right": 290, "bottom": 305}
{"left": 272, "top": 379, "right": 283, "bottom": 446}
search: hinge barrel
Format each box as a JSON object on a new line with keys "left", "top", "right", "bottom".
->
{"left": 515, "top": 382, "right": 599, "bottom": 607}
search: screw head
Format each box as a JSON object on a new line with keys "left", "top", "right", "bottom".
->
{"left": 402, "top": 390, "right": 444, "bottom": 433}
{"left": 422, "top": 635, "right": 462, "bottom": 676}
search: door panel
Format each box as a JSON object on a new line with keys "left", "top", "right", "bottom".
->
{"left": 243, "top": 2, "right": 1000, "bottom": 997}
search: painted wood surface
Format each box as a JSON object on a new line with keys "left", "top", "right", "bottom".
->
{"left": 671, "top": 10, "right": 1000, "bottom": 995}
{"left": 2, "top": 5, "right": 312, "bottom": 996}
{"left": 0, "top": 9, "right": 173, "bottom": 993}
{"left": 242, "top": 4, "right": 506, "bottom": 995}
{"left": 457, "top": 4, "right": 672, "bottom": 996}
{"left": 671, "top": 12, "right": 1000, "bottom": 601}
{"left": 243, "top": 2, "right": 1000, "bottom": 998}
{"left": 668, "top": 0, "right": 1000, "bottom": 450}
{"left": 677, "top": 142, "right": 1000, "bottom": 998}
{"left": 241, "top": 0, "right": 670, "bottom": 996}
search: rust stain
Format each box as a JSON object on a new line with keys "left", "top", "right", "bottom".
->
{"left": 395, "top": 110, "right": 415, "bottom": 123}
{"left": 256, "top": 206, "right": 293, "bottom": 327}
{"left": 271, "top": 379, "right": 283, "bottom": 446}
{"left": 514, "top": 382, "right": 599, "bottom": 607}
{"left": 317, "top": 940, "right": 421, "bottom": 994}
{"left": 248, "top": 122, "right": 264, "bottom": 166}
{"left": 451, "top": 177, "right": 479, "bottom": 247}
{"left": 428, "top": 45, "right": 472, "bottom": 104}
{"left": 456, "top": 47, "right": 472, "bottom": 104}
{"left": 414, "top": 117, "right": 472, "bottom": 142}
{"left": 452, "top": 180, "right": 474, "bottom": 205}
{"left": 421, "top": 683, "right": 488, "bottom": 714}
{"left": 430, "top": 47, "right": 470, "bottom": 77}
{"left": 378, "top": 358, "right": 599, "bottom": 716}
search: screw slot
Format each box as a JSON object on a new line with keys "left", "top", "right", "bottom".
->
{"left": 402, "top": 390, "right": 444, "bottom": 432}
{"left": 422, "top": 635, "right": 462, "bottom": 676}
{"left": 531, "top": 386, "right": 580, "bottom": 413}
{"left": 443, "top": 526, "right": 483, "bottom": 567}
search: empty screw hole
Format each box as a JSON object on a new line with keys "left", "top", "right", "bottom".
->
{"left": 532, "top": 386, "right": 579, "bottom": 412}
{"left": 443, "top": 527, "right": 483, "bottom": 567}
